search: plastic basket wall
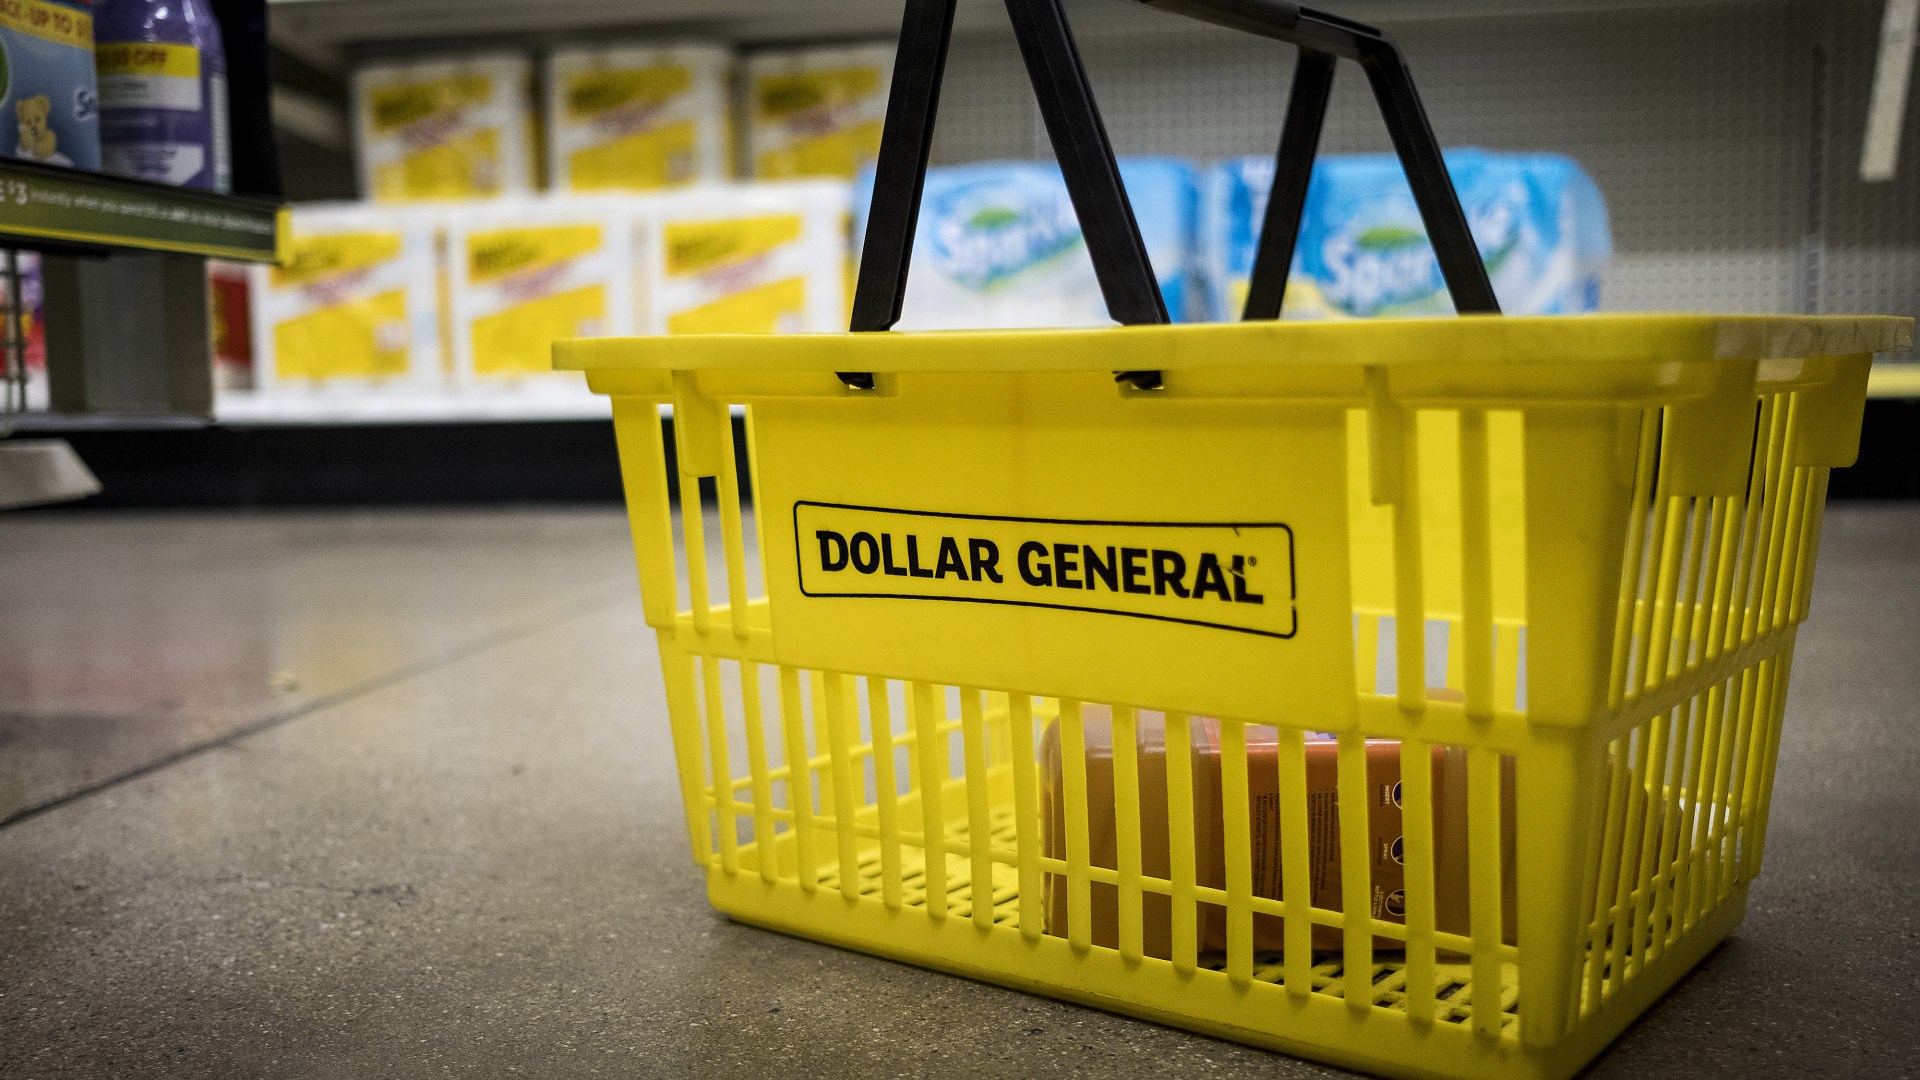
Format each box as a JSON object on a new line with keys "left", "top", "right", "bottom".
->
{"left": 563, "top": 316, "right": 1908, "bottom": 1080}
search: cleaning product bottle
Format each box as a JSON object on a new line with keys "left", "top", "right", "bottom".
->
{"left": 93, "top": 0, "right": 230, "bottom": 192}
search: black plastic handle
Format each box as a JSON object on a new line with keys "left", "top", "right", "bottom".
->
{"left": 844, "top": 0, "right": 1499, "bottom": 389}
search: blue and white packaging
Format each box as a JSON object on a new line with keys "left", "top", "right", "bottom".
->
{"left": 853, "top": 157, "right": 1197, "bottom": 329}
{"left": 1200, "top": 148, "right": 1610, "bottom": 320}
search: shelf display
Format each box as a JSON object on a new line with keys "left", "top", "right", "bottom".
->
{"left": 352, "top": 54, "right": 536, "bottom": 202}
{"left": 545, "top": 44, "right": 732, "bottom": 192}
{"left": 745, "top": 43, "right": 892, "bottom": 180}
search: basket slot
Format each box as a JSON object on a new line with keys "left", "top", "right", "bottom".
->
{"left": 714, "top": 417, "right": 754, "bottom": 640}
{"left": 1741, "top": 657, "right": 1794, "bottom": 883}
{"left": 1109, "top": 706, "right": 1146, "bottom": 961}
{"left": 659, "top": 647, "right": 714, "bottom": 867}
{"left": 912, "top": 681, "right": 951, "bottom": 926}
{"left": 1163, "top": 711, "right": 1200, "bottom": 975}
{"left": 701, "top": 655, "right": 740, "bottom": 875}
{"left": 679, "top": 477, "right": 714, "bottom": 637}
{"left": 807, "top": 674, "right": 835, "bottom": 847}
{"left": 1387, "top": 403, "right": 1426, "bottom": 713}
{"left": 1669, "top": 497, "right": 1721, "bottom": 680}
{"left": 778, "top": 667, "right": 818, "bottom": 893}
{"left": 1609, "top": 411, "right": 1661, "bottom": 708}
{"left": 1397, "top": 737, "right": 1439, "bottom": 1024}
{"left": 1702, "top": 670, "right": 1756, "bottom": 924}
{"left": 820, "top": 672, "right": 863, "bottom": 901}
{"left": 1760, "top": 442, "right": 1813, "bottom": 637}
{"left": 1276, "top": 727, "right": 1315, "bottom": 997}
{"left": 1600, "top": 716, "right": 1655, "bottom": 996}
{"left": 1334, "top": 734, "right": 1375, "bottom": 1006}
{"left": 958, "top": 688, "right": 997, "bottom": 930}
{"left": 1642, "top": 703, "right": 1690, "bottom": 975}
{"left": 613, "top": 400, "right": 682, "bottom": 630}
{"left": 1735, "top": 393, "right": 1789, "bottom": 653}
{"left": 740, "top": 660, "right": 778, "bottom": 885}
{"left": 1693, "top": 682, "right": 1743, "bottom": 922}
{"left": 1221, "top": 722, "right": 1256, "bottom": 986}
{"left": 1465, "top": 747, "right": 1508, "bottom": 1038}
{"left": 1623, "top": 708, "right": 1677, "bottom": 982}
{"left": 1056, "top": 699, "right": 1093, "bottom": 949}
{"left": 1745, "top": 396, "right": 1800, "bottom": 647}
{"left": 1456, "top": 410, "right": 1496, "bottom": 719}
{"left": 1792, "top": 470, "right": 1834, "bottom": 625}
{"left": 865, "top": 676, "right": 905, "bottom": 909}
{"left": 1008, "top": 695, "right": 1045, "bottom": 941}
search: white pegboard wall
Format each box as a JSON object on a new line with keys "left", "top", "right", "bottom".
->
{"left": 1818, "top": 0, "right": 1920, "bottom": 323}
{"left": 922, "top": 0, "right": 1915, "bottom": 319}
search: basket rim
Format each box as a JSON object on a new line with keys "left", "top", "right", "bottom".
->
{"left": 554, "top": 313, "right": 1912, "bottom": 374}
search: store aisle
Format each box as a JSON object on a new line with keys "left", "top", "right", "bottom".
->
{"left": 2, "top": 506, "right": 1917, "bottom": 1078}
{"left": 0, "top": 511, "right": 639, "bottom": 822}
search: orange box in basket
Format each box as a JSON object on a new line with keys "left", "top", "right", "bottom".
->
{"left": 1041, "top": 701, "right": 1515, "bottom": 958}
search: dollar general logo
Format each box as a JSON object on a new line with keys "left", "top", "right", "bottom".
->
{"left": 794, "top": 502, "right": 1296, "bottom": 639}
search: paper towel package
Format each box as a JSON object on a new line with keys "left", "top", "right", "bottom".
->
{"left": 745, "top": 43, "right": 892, "bottom": 180}
{"left": 545, "top": 44, "right": 731, "bottom": 193}
{"left": 1200, "top": 148, "right": 1610, "bottom": 321}
{"left": 639, "top": 181, "right": 849, "bottom": 335}
{"left": 446, "top": 198, "right": 635, "bottom": 382}
{"left": 852, "top": 157, "right": 1198, "bottom": 330}
{"left": 354, "top": 54, "right": 537, "bottom": 202}
{"left": 249, "top": 204, "right": 445, "bottom": 388}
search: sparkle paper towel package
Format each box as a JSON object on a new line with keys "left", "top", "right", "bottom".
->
{"left": 852, "top": 157, "right": 1198, "bottom": 330}
{"left": 1201, "top": 148, "right": 1610, "bottom": 321}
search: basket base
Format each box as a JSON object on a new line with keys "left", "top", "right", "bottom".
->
{"left": 708, "top": 859, "right": 1748, "bottom": 1080}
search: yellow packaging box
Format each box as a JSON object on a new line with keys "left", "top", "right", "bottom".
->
{"left": 745, "top": 43, "right": 892, "bottom": 180}
{"left": 545, "top": 44, "right": 731, "bottom": 192}
{"left": 447, "top": 198, "right": 635, "bottom": 383}
{"left": 248, "top": 204, "right": 445, "bottom": 388}
{"left": 353, "top": 54, "right": 536, "bottom": 202}
{"left": 640, "top": 181, "right": 849, "bottom": 335}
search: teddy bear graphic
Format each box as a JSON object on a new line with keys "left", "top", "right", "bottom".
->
{"left": 16, "top": 95, "right": 71, "bottom": 166}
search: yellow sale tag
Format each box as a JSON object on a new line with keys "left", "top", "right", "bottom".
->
{"left": 96, "top": 42, "right": 200, "bottom": 78}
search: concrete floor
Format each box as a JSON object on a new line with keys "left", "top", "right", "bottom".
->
{"left": 1, "top": 506, "right": 1916, "bottom": 1079}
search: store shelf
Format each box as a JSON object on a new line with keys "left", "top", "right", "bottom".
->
{"left": 0, "top": 158, "right": 283, "bottom": 263}
{"left": 213, "top": 387, "right": 613, "bottom": 426}
{"left": 267, "top": 0, "right": 1779, "bottom": 52}
{"left": 1869, "top": 362, "right": 1920, "bottom": 399}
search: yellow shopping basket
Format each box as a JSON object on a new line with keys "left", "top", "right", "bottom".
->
{"left": 556, "top": 2, "right": 1914, "bottom": 1078}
